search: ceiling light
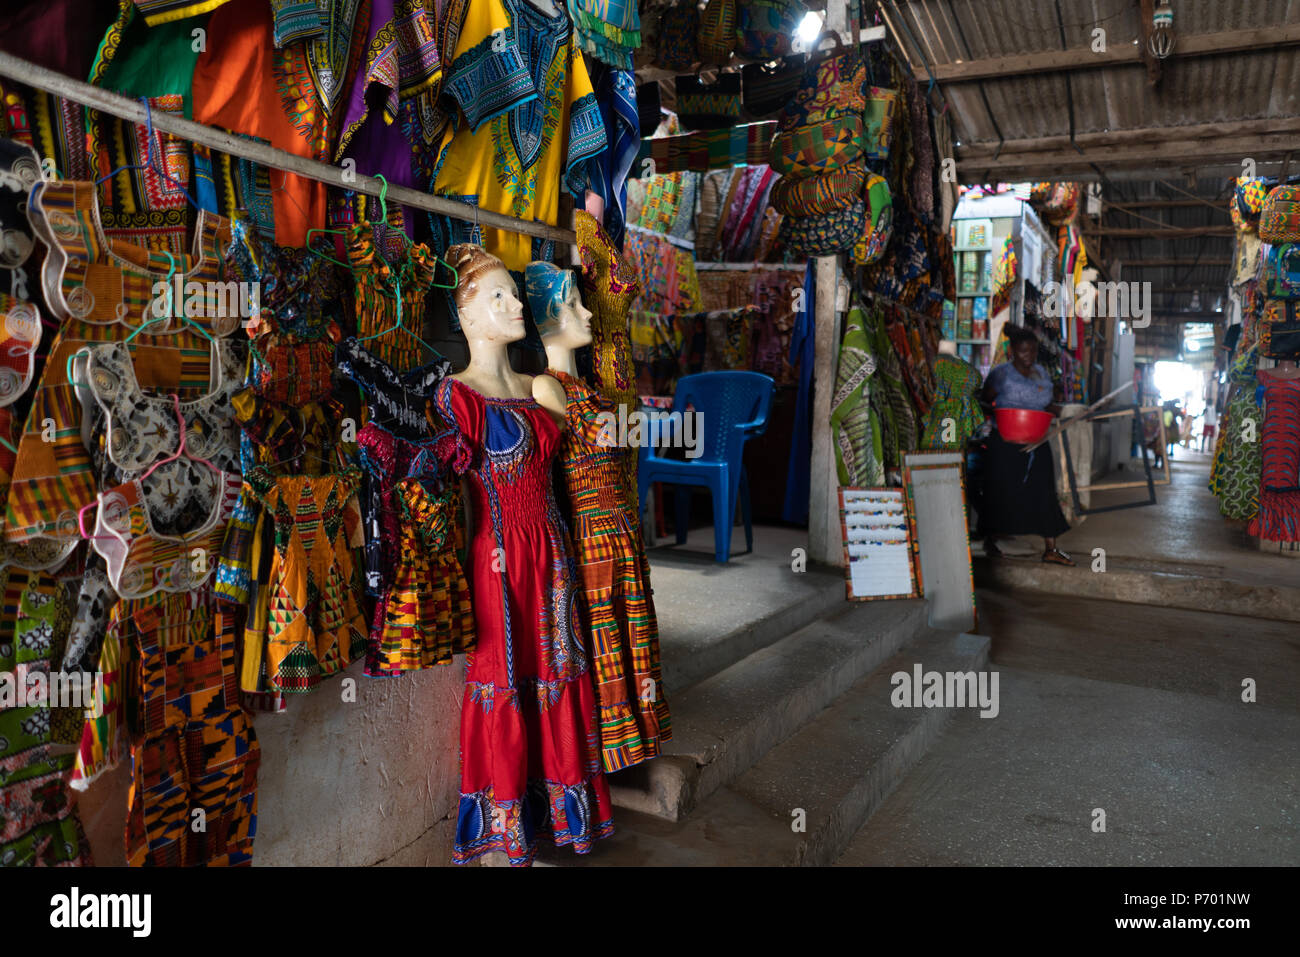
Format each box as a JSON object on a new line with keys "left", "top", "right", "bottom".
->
{"left": 1150, "top": 1, "right": 1175, "bottom": 58}
{"left": 795, "top": 11, "right": 823, "bottom": 49}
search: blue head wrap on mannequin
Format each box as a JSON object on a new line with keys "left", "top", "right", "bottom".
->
{"left": 525, "top": 261, "right": 574, "bottom": 338}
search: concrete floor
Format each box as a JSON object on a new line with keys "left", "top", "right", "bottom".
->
{"left": 839, "top": 451, "right": 1300, "bottom": 867}
{"left": 986, "top": 450, "right": 1298, "bottom": 588}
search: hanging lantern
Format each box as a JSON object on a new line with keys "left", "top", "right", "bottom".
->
{"left": 1149, "top": 1, "right": 1175, "bottom": 59}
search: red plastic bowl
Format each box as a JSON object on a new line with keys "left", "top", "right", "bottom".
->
{"left": 995, "top": 407, "right": 1053, "bottom": 443}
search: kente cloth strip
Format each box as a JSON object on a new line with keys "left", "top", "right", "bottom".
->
{"left": 635, "top": 122, "right": 779, "bottom": 174}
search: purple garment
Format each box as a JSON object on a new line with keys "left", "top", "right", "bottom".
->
{"left": 333, "top": 0, "right": 442, "bottom": 237}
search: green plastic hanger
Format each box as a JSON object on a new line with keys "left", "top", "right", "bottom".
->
{"left": 122, "top": 250, "right": 215, "bottom": 345}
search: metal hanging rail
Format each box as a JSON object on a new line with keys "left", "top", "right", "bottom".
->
{"left": 0, "top": 50, "right": 578, "bottom": 245}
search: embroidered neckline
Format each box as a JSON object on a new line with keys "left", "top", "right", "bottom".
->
{"left": 450, "top": 376, "right": 539, "bottom": 406}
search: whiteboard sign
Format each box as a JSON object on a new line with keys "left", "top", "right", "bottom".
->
{"left": 839, "top": 487, "right": 919, "bottom": 601}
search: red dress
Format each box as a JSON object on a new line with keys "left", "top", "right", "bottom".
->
{"left": 433, "top": 378, "right": 613, "bottom": 865}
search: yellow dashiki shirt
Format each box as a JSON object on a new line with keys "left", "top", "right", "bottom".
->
{"left": 433, "top": 0, "right": 607, "bottom": 271}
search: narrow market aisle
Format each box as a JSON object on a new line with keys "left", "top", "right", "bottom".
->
{"left": 836, "top": 592, "right": 1300, "bottom": 866}
{"left": 976, "top": 450, "right": 1300, "bottom": 621}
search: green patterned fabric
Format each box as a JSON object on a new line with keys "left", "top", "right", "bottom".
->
{"left": 1210, "top": 347, "right": 1262, "bottom": 520}
{"left": 832, "top": 304, "right": 884, "bottom": 486}
{"left": 863, "top": 306, "right": 916, "bottom": 470}
{"left": 921, "top": 354, "right": 986, "bottom": 449}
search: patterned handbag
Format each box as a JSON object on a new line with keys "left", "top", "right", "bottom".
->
{"left": 864, "top": 86, "right": 899, "bottom": 162}
{"left": 778, "top": 45, "right": 866, "bottom": 131}
{"left": 1260, "top": 185, "right": 1300, "bottom": 243}
{"left": 675, "top": 73, "right": 744, "bottom": 130}
{"left": 1235, "top": 177, "right": 1269, "bottom": 224}
{"left": 654, "top": 2, "right": 700, "bottom": 72}
{"left": 735, "top": 0, "right": 807, "bottom": 59}
{"left": 775, "top": 198, "right": 867, "bottom": 257}
{"left": 697, "top": 0, "right": 737, "bottom": 63}
{"left": 1262, "top": 243, "right": 1300, "bottom": 298}
{"left": 1262, "top": 298, "right": 1300, "bottom": 324}
{"left": 771, "top": 161, "right": 866, "bottom": 216}
{"left": 769, "top": 114, "right": 865, "bottom": 177}
{"left": 1258, "top": 320, "right": 1300, "bottom": 359}
{"left": 852, "top": 174, "right": 894, "bottom": 266}
{"left": 742, "top": 54, "right": 807, "bottom": 118}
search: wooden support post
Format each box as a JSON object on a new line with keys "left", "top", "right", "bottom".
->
{"left": 808, "top": 255, "right": 843, "bottom": 567}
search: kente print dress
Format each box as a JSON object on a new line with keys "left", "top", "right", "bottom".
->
{"left": 1247, "top": 371, "right": 1300, "bottom": 542}
{"left": 433, "top": 377, "right": 612, "bottom": 865}
{"left": 547, "top": 369, "right": 670, "bottom": 772}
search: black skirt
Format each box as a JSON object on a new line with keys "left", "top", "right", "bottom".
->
{"left": 977, "top": 431, "right": 1070, "bottom": 538}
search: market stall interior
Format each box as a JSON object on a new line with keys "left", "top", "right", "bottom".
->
{"left": 0, "top": 0, "right": 1297, "bottom": 871}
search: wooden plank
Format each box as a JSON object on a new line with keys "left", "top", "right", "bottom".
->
{"left": 809, "top": 255, "right": 843, "bottom": 566}
{"left": 958, "top": 117, "right": 1300, "bottom": 158}
{"left": 1107, "top": 199, "right": 1230, "bottom": 210}
{"left": 1082, "top": 226, "right": 1236, "bottom": 238}
{"left": 1120, "top": 259, "right": 1233, "bottom": 267}
{"left": 0, "top": 50, "right": 577, "bottom": 245}
{"left": 918, "top": 22, "right": 1300, "bottom": 82}
{"left": 959, "top": 134, "right": 1300, "bottom": 179}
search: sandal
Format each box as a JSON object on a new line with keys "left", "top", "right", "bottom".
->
{"left": 1042, "top": 548, "right": 1075, "bottom": 566}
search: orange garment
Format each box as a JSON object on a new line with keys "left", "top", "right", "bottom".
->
{"left": 191, "top": 0, "right": 327, "bottom": 245}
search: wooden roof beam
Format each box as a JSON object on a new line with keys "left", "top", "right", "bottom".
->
{"left": 959, "top": 134, "right": 1300, "bottom": 183}
{"left": 1117, "top": 259, "right": 1233, "bottom": 267}
{"left": 919, "top": 22, "right": 1300, "bottom": 83}
{"left": 1083, "top": 226, "right": 1236, "bottom": 238}
{"left": 957, "top": 117, "right": 1300, "bottom": 157}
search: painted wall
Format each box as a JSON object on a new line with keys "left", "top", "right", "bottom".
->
{"left": 74, "top": 658, "right": 464, "bottom": 866}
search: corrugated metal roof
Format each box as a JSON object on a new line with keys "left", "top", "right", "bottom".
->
{"left": 885, "top": 0, "right": 1300, "bottom": 172}
{"left": 885, "top": 0, "right": 1298, "bottom": 320}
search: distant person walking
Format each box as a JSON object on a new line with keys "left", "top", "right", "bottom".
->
{"left": 1201, "top": 405, "right": 1219, "bottom": 452}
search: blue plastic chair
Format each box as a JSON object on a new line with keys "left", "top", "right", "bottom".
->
{"left": 638, "top": 371, "right": 775, "bottom": 562}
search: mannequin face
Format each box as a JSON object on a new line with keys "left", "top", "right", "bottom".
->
{"left": 541, "top": 282, "right": 594, "bottom": 349}
{"left": 459, "top": 266, "right": 526, "bottom": 344}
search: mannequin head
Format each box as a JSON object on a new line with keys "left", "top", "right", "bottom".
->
{"left": 447, "top": 243, "right": 525, "bottom": 344}
{"left": 525, "top": 260, "right": 592, "bottom": 348}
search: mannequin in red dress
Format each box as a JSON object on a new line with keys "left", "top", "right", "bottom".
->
{"left": 432, "top": 244, "right": 612, "bottom": 866}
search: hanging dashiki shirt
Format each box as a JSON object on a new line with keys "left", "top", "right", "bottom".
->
{"left": 432, "top": 0, "right": 607, "bottom": 271}
{"left": 334, "top": 0, "right": 443, "bottom": 237}
{"left": 192, "top": 0, "right": 330, "bottom": 245}
{"left": 88, "top": 1, "right": 207, "bottom": 254}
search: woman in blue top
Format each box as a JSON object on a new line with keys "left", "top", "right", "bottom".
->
{"left": 978, "top": 324, "right": 1073, "bottom": 565}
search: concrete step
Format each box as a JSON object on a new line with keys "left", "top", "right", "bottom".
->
{"left": 654, "top": 562, "right": 848, "bottom": 694}
{"left": 606, "top": 598, "right": 929, "bottom": 822}
{"left": 533, "top": 629, "right": 991, "bottom": 867}
{"left": 975, "top": 553, "right": 1300, "bottom": 624}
